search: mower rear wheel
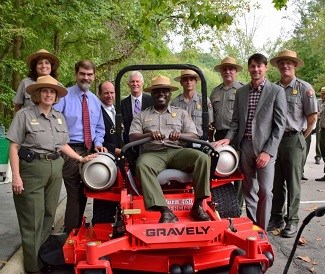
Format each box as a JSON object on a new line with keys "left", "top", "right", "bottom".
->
{"left": 238, "top": 264, "right": 263, "bottom": 274}
{"left": 82, "top": 269, "right": 106, "bottom": 274}
{"left": 211, "top": 183, "right": 241, "bottom": 218}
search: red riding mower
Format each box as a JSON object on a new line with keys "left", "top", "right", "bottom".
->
{"left": 47, "top": 64, "right": 275, "bottom": 274}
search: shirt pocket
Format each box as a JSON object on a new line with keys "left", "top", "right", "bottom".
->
{"left": 211, "top": 96, "right": 222, "bottom": 111}
{"left": 27, "top": 123, "right": 46, "bottom": 144}
{"left": 143, "top": 120, "right": 156, "bottom": 132}
{"left": 226, "top": 94, "right": 236, "bottom": 110}
{"left": 166, "top": 118, "right": 183, "bottom": 132}
{"left": 287, "top": 96, "right": 302, "bottom": 114}
{"left": 54, "top": 124, "right": 68, "bottom": 145}
{"left": 193, "top": 110, "right": 203, "bottom": 126}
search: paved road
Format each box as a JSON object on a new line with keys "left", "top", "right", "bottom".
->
{"left": 1, "top": 135, "right": 325, "bottom": 273}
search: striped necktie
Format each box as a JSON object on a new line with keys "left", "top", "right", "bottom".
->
{"left": 82, "top": 94, "right": 92, "bottom": 150}
{"left": 134, "top": 98, "right": 141, "bottom": 115}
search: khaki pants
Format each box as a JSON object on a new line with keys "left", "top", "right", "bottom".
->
{"left": 136, "top": 147, "right": 211, "bottom": 209}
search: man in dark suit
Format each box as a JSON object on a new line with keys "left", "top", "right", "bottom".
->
{"left": 121, "top": 71, "right": 154, "bottom": 144}
{"left": 92, "top": 81, "right": 120, "bottom": 224}
{"left": 213, "top": 53, "right": 287, "bottom": 230}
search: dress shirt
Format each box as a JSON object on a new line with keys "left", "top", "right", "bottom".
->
{"left": 101, "top": 103, "right": 115, "bottom": 125}
{"left": 54, "top": 84, "right": 105, "bottom": 146}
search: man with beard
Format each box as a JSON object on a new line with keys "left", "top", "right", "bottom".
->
{"left": 54, "top": 60, "right": 106, "bottom": 234}
{"left": 129, "top": 75, "right": 211, "bottom": 223}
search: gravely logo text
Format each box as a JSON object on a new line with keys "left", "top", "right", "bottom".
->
{"left": 146, "top": 226, "right": 210, "bottom": 237}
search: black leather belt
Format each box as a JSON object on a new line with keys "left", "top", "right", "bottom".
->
{"left": 283, "top": 131, "right": 299, "bottom": 137}
{"left": 34, "top": 152, "right": 61, "bottom": 161}
{"left": 69, "top": 143, "right": 86, "bottom": 147}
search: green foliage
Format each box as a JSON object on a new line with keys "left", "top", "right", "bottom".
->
{"left": 272, "top": 0, "right": 289, "bottom": 10}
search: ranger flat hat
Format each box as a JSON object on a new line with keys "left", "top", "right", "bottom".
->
{"left": 26, "top": 75, "right": 67, "bottom": 99}
{"left": 26, "top": 49, "right": 60, "bottom": 70}
{"left": 214, "top": 56, "right": 243, "bottom": 72}
{"left": 270, "top": 49, "right": 304, "bottom": 68}
{"left": 144, "top": 75, "right": 178, "bottom": 92}
{"left": 174, "top": 69, "right": 200, "bottom": 82}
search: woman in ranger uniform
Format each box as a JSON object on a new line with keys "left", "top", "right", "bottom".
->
{"left": 7, "top": 75, "right": 96, "bottom": 274}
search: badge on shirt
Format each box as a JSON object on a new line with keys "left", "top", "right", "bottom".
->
{"left": 57, "top": 118, "right": 63, "bottom": 125}
{"left": 196, "top": 103, "right": 202, "bottom": 110}
{"left": 30, "top": 119, "right": 39, "bottom": 125}
{"left": 171, "top": 112, "right": 177, "bottom": 118}
{"left": 292, "top": 89, "right": 298, "bottom": 95}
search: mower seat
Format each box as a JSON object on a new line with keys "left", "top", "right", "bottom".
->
{"left": 157, "top": 169, "right": 193, "bottom": 185}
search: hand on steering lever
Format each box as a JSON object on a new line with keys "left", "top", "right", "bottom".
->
{"left": 169, "top": 131, "right": 181, "bottom": 141}
{"left": 151, "top": 131, "right": 165, "bottom": 141}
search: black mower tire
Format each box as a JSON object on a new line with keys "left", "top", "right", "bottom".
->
{"left": 238, "top": 264, "right": 263, "bottom": 274}
{"left": 211, "top": 183, "right": 241, "bottom": 218}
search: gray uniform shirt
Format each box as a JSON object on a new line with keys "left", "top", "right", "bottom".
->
{"left": 12, "top": 78, "right": 35, "bottom": 108}
{"left": 210, "top": 81, "right": 243, "bottom": 130}
{"left": 7, "top": 105, "right": 69, "bottom": 153}
{"left": 129, "top": 105, "right": 197, "bottom": 151}
{"left": 171, "top": 92, "right": 213, "bottom": 137}
{"left": 278, "top": 77, "right": 317, "bottom": 132}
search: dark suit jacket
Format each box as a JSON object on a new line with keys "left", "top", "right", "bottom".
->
{"left": 121, "top": 93, "right": 154, "bottom": 143}
{"left": 101, "top": 106, "right": 119, "bottom": 153}
{"left": 226, "top": 79, "right": 287, "bottom": 157}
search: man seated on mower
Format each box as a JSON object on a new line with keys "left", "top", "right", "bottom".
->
{"left": 129, "top": 75, "right": 211, "bottom": 223}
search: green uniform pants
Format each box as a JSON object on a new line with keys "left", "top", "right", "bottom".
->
{"left": 271, "top": 133, "right": 305, "bottom": 225}
{"left": 136, "top": 147, "right": 211, "bottom": 209}
{"left": 13, "top": 157, "right": 64, "bottom": 272}
{"left": 320, "top": 129, "right": 325, "bottom": 172}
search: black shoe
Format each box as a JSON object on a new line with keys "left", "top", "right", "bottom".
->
{"left": 281, "top": 224, "right": 297, "bottom": 238}
{"left": 301, "top": 174, "right": 308, "bottom": 180}
{"left": 158, "top": 211, "right": 179, "bottom": 223}
{"left": 316, "top": 175, "right": 325, "bottom": 181}
{"left": 190, "top": 205, "right": 211, "bottom": 221}
{"left": 267, "top": 219, "right": 285, "bottom": 232}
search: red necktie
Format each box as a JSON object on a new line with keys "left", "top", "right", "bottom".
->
{"left": 82, "top": 94, "right": 92, "bottom": 150}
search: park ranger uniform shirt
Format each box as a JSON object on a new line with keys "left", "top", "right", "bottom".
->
{"left": 171, "top": 92, "right": 213, "bottom": 137}
{"left": 7, "top": 104, "right": 69, "bottom": 153}
{"left": 210, "top": 81, "right": 243, "bottom": 131}
{"left": 278, "top": 77, "right": 317, "bottom": 132}
{"left": 129, "top": 105, "right": 197, "bottom": 151}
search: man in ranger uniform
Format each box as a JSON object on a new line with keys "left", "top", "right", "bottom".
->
{"left": 129, "top": 75, "right": 211, "bottom": 224}
{"left": 171, "top": 69, "right": 213, "bottom": 138}
{"left": 268, "top": 49, "right": 318, "bottom": 238}
{"left": 210, "top": 56, "right": 244, "bottom": 210}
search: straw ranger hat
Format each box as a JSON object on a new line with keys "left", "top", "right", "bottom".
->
{"left": 174, "top": 69, "right": 200, "bottom": 82}
{"left": 270, "top": 49, "right": 304, "bottom": 68}
{"left": 214, "top": 56, "right": 243, "bottom": 72}
{"left": 26, "top": 75, "right": 67, "bottom": 104}
{"left": 144, "top": 75, "right": 179, "bottom": 92}
{"left": 27, "top": 49, "right": 60, "bottom": 70}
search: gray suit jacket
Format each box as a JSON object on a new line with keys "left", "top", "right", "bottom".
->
{"left": 226, "top": 79, "right": 287, "bottom": 157}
